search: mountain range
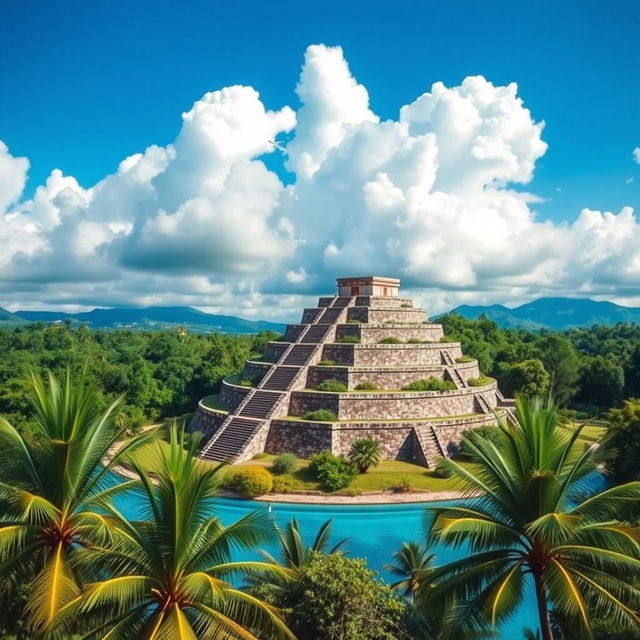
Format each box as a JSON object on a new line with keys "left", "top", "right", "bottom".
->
{"left": 1, "top": 297, "right": 639, "bottom": 334}
{"left": 1, "top": 306, "right": 285, "bottom": 334}
{"left": 447, "top": 297, "right": 640, "bottom": 330}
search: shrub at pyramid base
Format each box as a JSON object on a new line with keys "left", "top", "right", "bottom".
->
{"left": 192, "top": 276, "right": 513, "bottom": 467}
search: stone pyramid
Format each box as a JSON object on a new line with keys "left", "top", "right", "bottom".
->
{"left": 193, "top": 277, "right": 513, "bottom": 467}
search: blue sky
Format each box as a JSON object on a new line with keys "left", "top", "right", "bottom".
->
{"left": 2, "top": 0, "right": 638, "bottom": 221}
{"left": 1, "top": 0, "right": 639, "bottom": 315}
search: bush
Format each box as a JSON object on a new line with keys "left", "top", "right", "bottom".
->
{"left": 456, "top": 356, "right": 475, "bottom": 363}
{"left": 392, "top": 475, "right": 413, "bottom": 493}
{"left": 346, "top": 319, "right": 362, "bottom": 324}
{"left": 225, "top": 465, "right": 273, "bottom": 498}
{"left": 335, "top": 335, "right": 360, "bottom": 344}
{"left": 468, "top": 375, "right": 494, "bottom": 387}
{"left": 401, "top": 377, "right": 456, "bottom": 392}
{"left": 459, "top": 426, "right": 507, "bottom": 459}
{"left": 303, "top": 409, "right": 338, "bottom": 422}
{"left": 309, "top": 452, "right": 357, "bottom": 491}
{"left": 434, "top": 459, "right": 453, "bottom": 478}
{"left": 272, "top": 452, "right": 298, "bottom": 475}
{"left": 271, "top": 476, "right": 293, "bottom": 493}
{"left": 378, "top": 336, "right": 403, "bottom": 344}
{"left": 406, "top": 338, "right": 426, "bottom": 344}
{"left": 354, "top": 381, "right": 379, "bottom": 391}
{"left": 439, "top": 335, "right": 454, "bottom": 342}
{"left": 400, "top": 303, "right": 412, "bottom": 308}
{"left": 348, "top": 438, "right": 382, "bottom": 473}
{"left": 316, "top": 379, "right": 347, "bottom": 392}
{"left": 238, "top": 376, "right": 259, "bottom": 387}
{"left": 318, "top": 359, "right": 336, "bottom": 366}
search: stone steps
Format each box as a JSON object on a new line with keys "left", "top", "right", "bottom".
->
{"left": 282, "top": 344, "right": 316, "bottom": 365}
{"left": 261, "top": 366, "right": 301, "bottom": 391}
{"left": 239, "top": 390, "right": 283, "bottom": 419}
{"left": 301, "top": 325, "right": 331, "bottom": 343}
{"left": 200, "top": 417, "right": 262, "bottom": 461}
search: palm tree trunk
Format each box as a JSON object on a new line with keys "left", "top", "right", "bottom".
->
{"left": 533, "top": 572, "right": 553, "bottom": 640}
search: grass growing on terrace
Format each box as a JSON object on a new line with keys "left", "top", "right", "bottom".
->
{"left": 243, "top": 455, "right": 472, "bottom": 494}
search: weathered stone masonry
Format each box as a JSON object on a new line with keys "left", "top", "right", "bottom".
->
{"left": 193, "top": 276, "right": 513, "bottom": 466}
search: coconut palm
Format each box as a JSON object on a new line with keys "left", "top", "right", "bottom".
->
{"left": 55, "top": 426, "right": 294, "bottom": 639}
{"left": 385, "top": 542, "right": 435, "bottom": 602}
{"left": 422, "top": 396, "right": 640, "bottom": 640}
{"left": 263, "top": 518, "right": 348, "bottom": 571}
{"left": 0, "top": 370, "right": 149, "bottom": 635}
{"left": 348, "top": 438, "right": 382, "bottom": 473}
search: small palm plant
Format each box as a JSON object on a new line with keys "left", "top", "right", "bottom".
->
{"left": 0, "top": 370, "right": 150, "bottom": 635}
{"left": 385, "top": 542, "right": 435, "bottom": 603}
{"left": 349, "top": 438, "right": 382, "bottom": 473}
{"left": 55, "top": 426, "right": 294, "bottom": 639}
{"left": 422, "top": 396, "right": 640, "bottom": 640}
{"left": 263, "top": 518, "right": 348, "bottom": 571}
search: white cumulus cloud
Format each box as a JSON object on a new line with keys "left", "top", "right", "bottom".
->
{"left": 0, "top": 44, "right": 639, "bottom": 318}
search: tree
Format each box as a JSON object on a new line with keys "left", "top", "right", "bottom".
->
{"left": 263, "top": 518, "right": 348, "bottom": 572}
{"left": 261, "top": 551, "right": 406, "bottom": 640}
{"left": 576, "top": 356, "right": 625, "bottom": 407}
{"left": 534, "top": 335, "right": 579, "bottom": 405}
{"left": 606, "top": 398, "right": 640, "bottom": 485}
{"left": 0, "top": 370, "right": 149, "bottom": 635}
{"left": 348, "top": 438, "right": 382, "bottom": 473}
{"left": 422, "top": 396, "right": 640, "bottom": 640}
{"left": 55, "top": 427, "right": 293, "bottom": 639}
{"left": 385, "top": 542, "right": 435, "bottom": 603}
{"left": 505, "top": 359, "right": 550, "bottom": 397}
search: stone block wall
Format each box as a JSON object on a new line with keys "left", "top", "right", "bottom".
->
{"left": 322, "top": 343, "right": 463, "bottom": 366}
{"left": 348, "top": 366, "right": 446, "bottom": 389}
{"left": 219, "top": 379, "right": 251, "bottom": 410}
{"left": 263, "top": 412, "right": 502, "bottom": 462}
{"left": 189, "top": 405, "right": 226, "bottom": 439}
{"left": 347, "top": 308, "right": 428, "bottom": 324}
{"left": 355, "top": 325, "right": 444, "bottom": 344}
{"left": 265, "top": 420, "right": 333, "bottom": 457}
{"left": 355, "top": 296, "right": 415, "bottom": 309}
{"left": 434, "top": 413, "right": 500, "bottom": 455}
{"left": 306, "top": 366, "right": 350, "bottom": 388}
{"left": 333, "top": 423, "right": 416, "bottom": 460}
{"left": 284, "top": 325, "right": 305, "bottom": 341}
{"left": 243, "top": 360, "right": 271, "bottom": 380}
{"left": 289, "top": 391, "right": 340, "bottom": 416}
{"left": 335, "top": 390, "right": 477, "bottom": 420}
{"left": 265, "top": 342, "right": 288, "bottom": 362}
{"left": 301, "top": 308, "right": 322, "bottom": 323}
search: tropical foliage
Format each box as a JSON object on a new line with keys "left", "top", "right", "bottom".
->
{"left": 55, "top": 427, "right": 293, "bottom": 639}
{"left": 262, "top": 518, "right": 348, "bottom": 573}
{"left": 349, "top": 437, "right": 382, "bottom": 473}
{"left": 386, "top": 542, "right": 435, "bottom": 602}
{"left": 423, "top": 396, "right": 640, "bottom": 640}
{"left": 259, "top": 552, "right": 407, "bottom": 640}
{"left": 0, "top": 370, "right": 149, "bottom": 635}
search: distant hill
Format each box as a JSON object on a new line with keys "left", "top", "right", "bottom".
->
{"left": 11, "top": 306, "right": 285, "bottom": 334}
{"left": 447, "top": 297, "right": 640, "bottom": 330}
{"left": 0, "top": 307, "right": 28, "bottom": 326}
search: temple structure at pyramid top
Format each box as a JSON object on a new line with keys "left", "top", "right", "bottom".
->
{"left": 192, "top": 276, "right": 514, "bottom": 467}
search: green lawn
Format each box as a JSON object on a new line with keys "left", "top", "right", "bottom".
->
{"left": 242, "top": 454, "right": 469, "bottom": 494}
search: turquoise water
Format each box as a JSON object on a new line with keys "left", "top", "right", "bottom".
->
{"left": 112, "top": 472, "right": 608, "bottom": 639}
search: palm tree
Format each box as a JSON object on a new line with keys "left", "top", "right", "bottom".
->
{"left": 0, "top": 370, "right": 149, "bottom": 635}
{"left": 55, "top": 426, "right": 294, "bottom": 639}
{"left": 422, "top": 396, "right": 640, "bottom": 640}
{"left": 385, "top": 542, "right": 435, "bottom": 602}
{"left": 349, "top": 438, "right": 382, "bottom": 473}
{"left": 263, "top": 518, "right": 348, "bottom": 571}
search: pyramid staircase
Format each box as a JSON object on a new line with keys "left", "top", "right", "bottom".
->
{"left": 414, "top": 426, "right": 445, "bottom": 468}
{"left": 199, "top": 297, "right": 354, "bottom": 462}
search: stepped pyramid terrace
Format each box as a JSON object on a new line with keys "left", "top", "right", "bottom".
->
{"left": 192, "top": 277, "right": 515, "bottom": 467}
